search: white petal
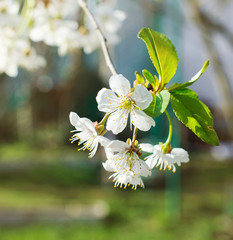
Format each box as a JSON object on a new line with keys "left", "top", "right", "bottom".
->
{"left": 69, "top": 112, "right": 80, "bottom": 127}
{"left": 80, "top": 117, "right": 96, "bottom": 134}
{"left": 171, "top": 148, "right": 189, "bottom": 163}
{"left": 163, "top": 154, "right": 174, "bottom": 164}
{"left": 70, "top": 112, "right": 96, "bottom": 133}
{"left": 107, "top": 140, "right": 129, "bottom": 152}
{"left": 145, "top": 155, "right": 159, "bottom": 169}
{"left": 29, "top": 27, "right": 45, "bottom": 42}
{"left": 114, "top": 10, "right": 127, "bottom": 21}
{"left": 139, "top": 143, "right": 154, "bottom": 153}
{"left": 103, "top": 161, "right": 115, "bottom": 172}
{"left": 97, "top": 136, "right": 110, "bottom": 147}
{"left": 132, "top": 84, "right": 153, "bottom": 110}
{"left": 99, "top": 138, "right": 114, "bottom": 159}
{"left": 153, "top": 145, "right": 165, "bottom": 157}
{"left": 6, "top": 63, "right": 18, "bottom": 77}
{"left": 109, "top": 74, "right": 131, "bottom": 96}
{"left": 106, "top": 109, "right": 128, "bottom": 134}
{"left": 139, "top": 159, "right": 151, "bottom": 177}
{"left": 96, "top": 88, "right": 119, "bottom": 113}
{"left": 104, "top": 148, "right": 114, "bottom": 159}
{"left": 131, "top": 109, "right": 155, "bottom": 131}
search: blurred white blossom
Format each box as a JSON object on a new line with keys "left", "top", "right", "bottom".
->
{"left": 0, "top": 0, "right": 127, "bottom": 76}
{"left": 29, "top": 0, "right": 126, "bottom": 55}
{"left": 82, "top": 0, "right": 126, "bottom": 53}
{"left": 0, "top": 27, "right": 45, "bottom": 77}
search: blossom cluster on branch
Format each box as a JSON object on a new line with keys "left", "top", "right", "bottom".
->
{"left": 68, "top": 13, "right": 219, "bottom": 189}
{"left": 69, "top": 74, "right": 190, "bottom": 190}
{"left": 1, "top": 0, "right": 218, "bottom": 190}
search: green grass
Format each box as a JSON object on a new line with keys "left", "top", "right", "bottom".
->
{"left": 0, "top": 184, "right": 232, "bottom": 240}
{"left": 0, "top": 142, "right": 233, "bottom": 240}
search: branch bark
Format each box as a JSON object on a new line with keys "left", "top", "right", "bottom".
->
{"left": 77, "top": 0, "right": 117, "bottom": 75}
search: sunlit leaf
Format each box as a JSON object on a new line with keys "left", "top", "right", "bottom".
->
{"left": 138, "top": 28, "right": 178, "bottom": 86}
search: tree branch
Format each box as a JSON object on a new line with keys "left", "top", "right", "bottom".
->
{"left": 77, "top": 0, "right": 117, "bottom": 75}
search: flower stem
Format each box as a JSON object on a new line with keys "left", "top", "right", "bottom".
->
{"left": 165, "top": 110, "right": 173, "bottom": 145}
{"left": 131, "top": 127, "right": 138, "bottom": 145}
{"left": 18, "top": 0, "right": 35, "bottom": 35}
{"left": 99, "top": 113, "right": 109, "bottom": 125}
{"left": 77, "top": 0, "right": 117, "bottom": 75}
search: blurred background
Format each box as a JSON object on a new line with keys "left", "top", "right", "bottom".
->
{"left": 0, "top": 0, "right": 233, "bottom": 239}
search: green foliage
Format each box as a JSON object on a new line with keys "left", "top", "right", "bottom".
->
{"left": 171, "top": 90, "right": 219, "bottom": 145}
{"left": 144, "top": 90, "right": 170, "bottom": 118}
{"left": 137, "top": 28, "right": 218, "bottom": 146}
{"left": 168, "top": 60, "right": 209, "bottom": 91}
{"left": 142, "top": 69, "right": 156, "bottom": 90}
{"left": 171, "top": 88, "right": 198, "bottom": 98}
{"left": 138, "top": 28, "right": 178, "bottom": 86}
{"left": 143, "top": 93, "right": 156, "bottom": 117}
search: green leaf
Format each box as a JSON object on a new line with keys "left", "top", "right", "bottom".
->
{"left": 153, "top": 90, "right": 171, "bottom": 117}
{"left": 170, "top": 91, "right": 219, "bottom": 145}
{"left": 168, "top": 60, "right": 209, "bottom": 91}
{"left": 142, "top": 69, "right": 156, "bottom": 90}
{"left": 143, "top": 93, "right": 156, "bottom": 117}
{"left": 154, "top": 75, "right": 160, "bottom": 89}
{"left": 138, "top": 28, "right": 178, "bottom": 86}
{"left": 171, "top": 88, "right": 198, "bottom": 98}
{"left": 144, "top": 90, "right": 170, "bottom": 118}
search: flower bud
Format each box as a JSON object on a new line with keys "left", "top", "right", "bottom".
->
{"left": 133, "top": 80, "right": 139, "bottom": 88}
{"left": 95, "top": 124, "right": 105, "bottom": 135}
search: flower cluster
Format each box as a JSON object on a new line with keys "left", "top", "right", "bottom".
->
{"left": 69, "top": 74, "right": 189, "bottom": 190}
{"left": 0, "top": 0, "right": 46, "bottom": 77}
{"left": 0, "top": 0, "right": 126, "bottom": 77}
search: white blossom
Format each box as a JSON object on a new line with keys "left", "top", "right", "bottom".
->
{"left": 69, "top": 112, "right": 105, "bottom": 158}
{"left": 81, "top": 0, "right": 126, "bottom": 54}
{"left": 45, "top": 0, "right": 79, "bottom": 19}
{"left": 103, "top": 140, "right": 151, "bottom": 189}
{"left": 95, "top": 3, "right": 126, "bottom": 35}
{"left": 28, "top": 0, "right": 126, "bottom": 55}
{"left": 79, "top": 30, "right": 102, "bottom": 54}
{"left": 140, "top": 144, "right": 189, "bottom": 173}
{"left": 30, "top": 18, "right": 79, "bottom": 46}
{"left": 0, "top": 0, "right": 19, "bottom": 21}
{"left": 0, "top": 28, "right": 45, "bottom": 77}
{"left": 17, "top": 41, "right": 46, "bottom": 71}
{"left": 56, "top": 29, "right": 83, "bottom": 56}
{"left": 29, "top": 0, "right": 80, "bottom": 55}
{"left": 96, "top": 74, "right": 155, "bottom": 134}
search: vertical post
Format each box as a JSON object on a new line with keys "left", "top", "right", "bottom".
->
{"left": 161, "top": 0, "right": 183, "bottom": 219}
